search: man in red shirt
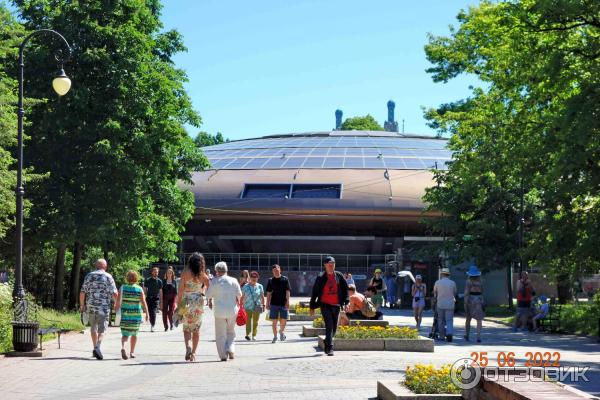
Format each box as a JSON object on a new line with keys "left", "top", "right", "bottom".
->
{"left": 309, "top": 256, "right": 349, "bottom": 356}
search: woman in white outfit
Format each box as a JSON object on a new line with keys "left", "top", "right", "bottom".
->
{"left": 206, "top": 262, "right": 242, "bottom": 361}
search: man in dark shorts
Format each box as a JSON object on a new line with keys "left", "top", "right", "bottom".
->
{"left": 266, "top": 264, "right": 291, "bottom": 343}
{"left": 144, "top": 267, "right": 163, "bottom": 332}
{"left": 309, "top": 256, "right": 349, "bottom": 356}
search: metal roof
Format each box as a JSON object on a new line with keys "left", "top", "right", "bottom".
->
{"left": 201, "top": 131, "right": 451, "bottom": 170}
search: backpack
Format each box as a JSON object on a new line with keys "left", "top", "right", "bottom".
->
{"left": 361, "top": 297, "right": 378, "bottom": 318}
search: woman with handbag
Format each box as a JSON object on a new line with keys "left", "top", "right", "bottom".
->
{"left": 241, "top": 271, "right": 265, "bottom": 341}
{"left": 411, "top": 275, "right": 426, "bottom": 329}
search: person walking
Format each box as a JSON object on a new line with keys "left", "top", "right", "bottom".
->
{"left": 241, "top": 271, "right": 265, "bottom": 341}
{"left": 385, "top": 271, "right": 398, "bottom": 308}
{"left": 206, "top": 262, "right": 242, "bottom": 361}
{"left": 266, "top": 264, "right": 291, "bottom": 343}
{"left": 79, "top": 259, "right": 118, "bottom": 360}
{"left": 116, "top": 270, "right": 148, "bottom": 360}
{"left": 143, "top": 266, "right": 163, "bottom": 332}
{"left": 161, "top": 266, "right": 178, "bottom": 331}
{"left": 464, "top": 265, "right": 485, "bottom": 342}
{"left": 369, "top": 269, "right": 386, "bottom": 310}
{"left": 309, "top": 256, "right": 349, "bottom": 356}
{"left": 411, "top": 274, "right": 427, "bottom": 329}
{"left": 239, "top": 270, "right": 250, "bottom": 288}
{"left": 433, "top": 267, "right": 457, "bottom": 342}
{"left": 178, "top": 253, "right": 210, "bottom": 362}
{"left": 514, "top": 271, "right": 535, "bottom": 332}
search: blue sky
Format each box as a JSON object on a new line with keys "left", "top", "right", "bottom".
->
{"left": 160, "top": 0, "right": 480, "bottom": 141}
{"left": 161, "top": 1, "right": 480, "bottom": 141}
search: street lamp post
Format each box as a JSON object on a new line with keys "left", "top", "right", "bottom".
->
{"left": 13, "top": 29, "right": 71, "bottom": 319}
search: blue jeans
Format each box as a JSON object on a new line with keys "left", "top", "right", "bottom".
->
{"left": 320, "top": 303, "right": 340, "bottom": 351}
{"left": 437, "top": 307, "right": 454, "bottom": 337}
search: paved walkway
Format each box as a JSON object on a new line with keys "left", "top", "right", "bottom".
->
{"left": 1, "top": 299, "right": 599, "bottom": 399}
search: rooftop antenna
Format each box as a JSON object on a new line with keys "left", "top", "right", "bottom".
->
{"left": 402, "top": 119, "right": 405, "bottom": 133}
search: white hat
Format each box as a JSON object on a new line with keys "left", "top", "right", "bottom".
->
{"left": 440, "top": 267, "right": 451, "bottom": 275}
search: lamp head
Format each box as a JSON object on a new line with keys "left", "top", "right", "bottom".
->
{"left": 52, "top": 68, "right": 71, "bottom": 96}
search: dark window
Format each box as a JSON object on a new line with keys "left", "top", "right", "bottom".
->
{"left": 291, "top": 184, "right": 341, "bottom": 199}
{"left": 242, "top": 184, "right": 291, "bottom": 198}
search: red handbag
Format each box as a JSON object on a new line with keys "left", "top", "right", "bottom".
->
{"left": 236, "top": 305, "right": 247, "bottom": 326}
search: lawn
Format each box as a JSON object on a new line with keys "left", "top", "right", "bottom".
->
{"left": 37, "top": 308, "right": 84, "bottom": 342}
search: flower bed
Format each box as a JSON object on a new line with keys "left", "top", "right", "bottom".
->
{"left": 293, "top": 305, "right": 320, "bottom": 315}
{"left": 312, "top": 317, "right": 324, "bottom": 328}
{"left": 336, "top": 325, "right": 418, "bottom": 339}
{"left": 404, "top": 364, "right": 461, "bottom": 395}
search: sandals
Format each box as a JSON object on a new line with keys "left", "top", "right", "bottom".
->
{"left": 129, "top": 353, "right": 136, "bottom": 359}
{"left": 189, "top": 353, "right": 195, "bottom": 362}
{"left": 121, "top": 349, "right": 128, "bottom": 360}
{"left": 185, "top": 346, "right": 192, "bottom": 361}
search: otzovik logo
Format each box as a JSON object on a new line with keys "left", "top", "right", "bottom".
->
{"left": 450, "top": 358, "right": 481, "bottom": 389}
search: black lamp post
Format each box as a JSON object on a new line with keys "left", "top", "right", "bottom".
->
{"left": 13, "top": 29, "right": 71, "bottom": 319}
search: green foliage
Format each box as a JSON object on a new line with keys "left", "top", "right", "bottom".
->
{"left": 340, "top": 115, "right": 383, "bottom": 131}
{"left": 422, "top": 0, "right": 600, "bottom": 277}
{"left": 0, "top": 283, "right": 12, "bottom": 353}
{"left": 557, "top": 295, "right": 600, "bottom": 337}
{"left": 6, "top": 0, "right": 210, "bottom": 308}
{"left": 194, "top": 131, "right": 228, "bottom": 147}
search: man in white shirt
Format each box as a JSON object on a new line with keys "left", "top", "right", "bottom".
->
{"left": 206, "top": 262, "right": 242, "bottom": 361}
{"left": 433, "top": 268, "right": 457, "bottom": 342}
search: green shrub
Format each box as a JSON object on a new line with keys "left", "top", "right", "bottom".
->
{"left": 0, "top": 283, "right": 13, "bottom": 353}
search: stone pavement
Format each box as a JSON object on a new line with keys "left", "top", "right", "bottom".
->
{"left": 1, "top": 298, "right": 599, "bottom": 400}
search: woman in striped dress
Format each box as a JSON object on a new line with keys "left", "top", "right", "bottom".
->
{"left": 116, "top": 270, "right": 148, "bottom": 360}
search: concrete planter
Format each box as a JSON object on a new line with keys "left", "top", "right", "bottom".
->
{"left": 384, "top": 336, "right": 434, "bottom": 352}
{"left": 302, "top": 325, "right": 325, "bottom": 337}
{"left": 318, "top": 335, "right": 385, "bottom": 351}
{"left": 289, "top": 314, "right": 317, "bottom": 321}
{"left": 317, "top": 335, "right": 434, "bottom": 352}
{"left": 378, "top": 380, "right": 462, "bottom": 400}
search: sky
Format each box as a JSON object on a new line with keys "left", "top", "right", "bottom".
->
{"left": 163, "top": 1, "right": 480, "bottom": 141}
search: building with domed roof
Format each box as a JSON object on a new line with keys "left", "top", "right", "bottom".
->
{"left": 170, "top": 99, "right": 459, "bottom": 295}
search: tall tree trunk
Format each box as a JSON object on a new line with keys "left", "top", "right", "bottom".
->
{"left": 68, "top": 242, "right": 83, "bottom": 309}
{"left": 507, "top": 263, "right": 514, "bottom": 309}
{"left": 53, "top": 243, "right": 67, "bottom": 310}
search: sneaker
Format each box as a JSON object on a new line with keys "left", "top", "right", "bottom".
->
{"left": 272, "top": 336, "right": 277, "bottom": 343}
{"left": 121, "top": 349, "right": 128, "bottom": 360}
{"left": 170, "top": 325, "right": 174, "bottom": 330}
{"left": 446, "top": 335, "right": 453, "bottom": 342}
{"left": 245, "top": 335, "right": 251, "bottom": 341}
{"left": 165, "top": 327, "right": 168, "bottom": 332}
{"left": 93, "top": 347, "right": 103, "bottom": 360}
{"left": 251, "top": 336, "right": 256, "bottom": 341}
{"left": 327, "top": 350, "right": 334, "bottom": 356}
{"left": 227, "top": 351, "right": 235, "bottom": 360}
{"left": 279, "top": 332, "right": 286, "bottom": 341}
{"left": 151, "top": 326, "right": 155, "bottom": 332}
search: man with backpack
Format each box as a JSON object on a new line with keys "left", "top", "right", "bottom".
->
{"left": 345, "top": 285, "right": 382, "bottom": 320}
{"left": 309, "top": 256, "right": 349, "bottom": 356}
{"left": 514, "top": 271, "right": 535, "bottom": 332}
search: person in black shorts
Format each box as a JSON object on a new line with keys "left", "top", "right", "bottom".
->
{"left": 266, "top": 264, "right": 291, "bottom": 343}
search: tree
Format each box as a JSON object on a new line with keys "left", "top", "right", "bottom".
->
{"left": 0, "top": 5, "right": 23, "bottom": 240}
{"left": 340, "top": 115, "right": 383, "bottom": 131}
{"left": 13, "top": 0, "right": 209, "bottom": 308}
{"left": 194, "top": 131, "right": 228, "bottom": 147}
{"left": 423, "top": 0, "right": 600, "bottom": 301}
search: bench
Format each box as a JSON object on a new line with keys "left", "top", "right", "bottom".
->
{"left": 538, "top": 298, "right": 561, "bottom": 333}
{"left": 38, "top": 326, "right": 66, "bottom": 350}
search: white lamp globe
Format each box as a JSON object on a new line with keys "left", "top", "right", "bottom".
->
{"left": 52, "top": 69, "right": 71, "bottom": 96}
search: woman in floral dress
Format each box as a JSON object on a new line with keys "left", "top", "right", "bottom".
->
{"left": 177, "top": 252, "right": 210, "bottom": 361}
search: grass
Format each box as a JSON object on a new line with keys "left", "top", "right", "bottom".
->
{"left": 37, "top": 308, "right": 84, "bottom": 342}
{"left": 483, "top": 297, "right": 600, "bottom": 337}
